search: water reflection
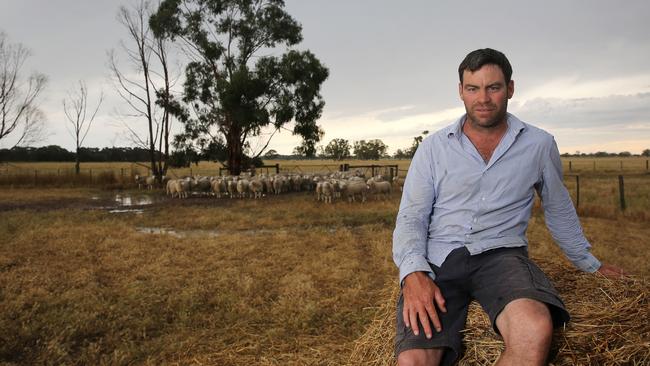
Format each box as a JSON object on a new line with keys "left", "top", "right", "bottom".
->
{"left": 114, "top": 194, "right": 155, "bottom": 206}
{"left": 136, "top": 226, "right": 334, "bottom": 237}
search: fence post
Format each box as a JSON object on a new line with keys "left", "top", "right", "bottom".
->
{"left": 618, "top": 175, "right": 626, "bottom": 211}
{"left": 646, "top": 159, "right": 648, "bottom": 171}
{"left": 275, "top": 163, "right": 280, "bottom": 174}
{"left": 569, "top": 161, "right": 572, "bottom": 172}
{"left": 575, "top": 175, "right": 580, "bottom": 207}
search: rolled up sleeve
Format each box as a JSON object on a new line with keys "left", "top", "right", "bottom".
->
{"left": 393, "top": 140, "right": 437, "bottom": 283}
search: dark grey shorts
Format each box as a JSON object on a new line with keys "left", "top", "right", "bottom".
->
{"left": 395, "top": 246, "right": 570, "bottom": 366}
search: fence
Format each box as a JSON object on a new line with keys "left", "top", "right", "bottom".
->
{"left": 563, "top": 173, "right": 649, "bottom": 212}
{"left": 1, "top": 163, "right": 648, "bottom": 214}
{"left": 564, "top": 159, "right": 649, "bottom": 173}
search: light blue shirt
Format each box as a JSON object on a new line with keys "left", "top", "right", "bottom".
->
{"left": 393, "top": 113, "right": 601, "bottom": 284}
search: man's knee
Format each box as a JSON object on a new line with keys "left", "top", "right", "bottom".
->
{"left": 496, "top": 298, "right": 553, "bottom": 353}
{"left": 397, "top": 348, "right": 445, "bottom": 366}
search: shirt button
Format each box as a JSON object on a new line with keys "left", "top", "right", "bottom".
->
{"left": 481, "top": 197, "right": 486, "bottom": 201}
{"left": 473, "top": 218, "right": 478, "bottom": 223}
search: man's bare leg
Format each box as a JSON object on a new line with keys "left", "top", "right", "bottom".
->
{"left": 397, "top": 348, "right": 444, "bottom": 366}
{"left": 495, "top": 298, "right": 553, "bottom": 366}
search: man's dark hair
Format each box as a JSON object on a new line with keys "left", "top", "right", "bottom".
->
{"left": 458, "top": 48, "right": 512, "bottom": 84}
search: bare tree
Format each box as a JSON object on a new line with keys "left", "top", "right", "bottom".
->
{"left": 0, "top": 32, "right": 47, "bottom": 147}
{"left": 63, "top": 81, "right": 104, "bottom": 174}
{"left": 108, "top": 0, "right": 179, "bottom": 182}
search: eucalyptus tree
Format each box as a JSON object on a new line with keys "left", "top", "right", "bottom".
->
{"left": 150, "top": 0, "right": 328, "bottom": 175}
{"left": 324, "top": 138, "right": 351, "bottom": 161}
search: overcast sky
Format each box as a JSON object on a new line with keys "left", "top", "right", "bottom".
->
{"left": 1, "top": 0, "right": 649, "bottom": 154}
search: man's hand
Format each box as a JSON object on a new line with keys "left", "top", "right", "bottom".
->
{"left": 402, "top": 271, "right": 447, "bottom": 339}
{"left": 597, "top": 263, "right": 626, "bottom": 278}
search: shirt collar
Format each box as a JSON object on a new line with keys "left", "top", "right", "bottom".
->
{"left": 446, "top": 112, "right": 526, "bottom": 139}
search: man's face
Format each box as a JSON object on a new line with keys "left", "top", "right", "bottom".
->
{"left": 459, "top": 64, "right": 514, "bottom": 129}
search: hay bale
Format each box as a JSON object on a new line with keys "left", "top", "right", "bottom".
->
{"left": 347, "top": 257, "right": 650, "bottom": 365}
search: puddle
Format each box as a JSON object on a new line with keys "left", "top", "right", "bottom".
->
{"left": 135, "top": 227, "right": 298, "bottom": 238}
{"left": 114, "top": 194, "right": 156, "bottom": 206}
{"left": 95, "top": 194, "right": 160, "bottom": 213}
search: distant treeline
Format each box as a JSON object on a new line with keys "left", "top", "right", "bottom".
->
{"left": 0, "top": 145, "right": 156, "bottom": 162}
{"left": 562, "top": 150, "right": 650, "bottom": 158}
{"left": 1, "top": 145, "right": 648, "bottom": 163}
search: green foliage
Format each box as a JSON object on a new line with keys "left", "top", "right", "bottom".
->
{"left": 150, "top": 0, "right": 328, "bottom": 175}
{"left": 353, "top": 139, "right": 388, "bottom": 160}
{"left": 264, "top": 149, "right": 279, "bottom": 158}
{"left": 323, "top": 138, "right": 351, "bottom": 160}
{"left": 392, "top": 148, "right": 410, "bottom": 159}
{"left": 641, "top": 149, "right": 649, "bottom": 157}
{"left": 0, "top": 146, "right": 156, "bottom": 162}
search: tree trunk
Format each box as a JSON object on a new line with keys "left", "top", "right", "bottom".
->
{"left": 227, "top": 130, "right": 243, "bottom": 176}
{"left": 75, "top": 146, "right": 80, "bottom": 175}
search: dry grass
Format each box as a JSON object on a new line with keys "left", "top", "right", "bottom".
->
{"left": 348, "top": 260, "right": 650, "bottom": 366}
{"left": 0, "top": 188, "right": 648, "bottom": 365}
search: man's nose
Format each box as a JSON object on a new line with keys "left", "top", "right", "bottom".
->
{"left": 477, "top": 88, "right": 490, "bottom": 103}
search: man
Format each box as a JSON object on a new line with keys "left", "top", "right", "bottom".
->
{"left": 392, "top": 48, "right": 623, "bottom": 366}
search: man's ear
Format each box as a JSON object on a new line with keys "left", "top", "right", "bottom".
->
{"left": 507, "top": 80, "right": 514, "bottom": 99}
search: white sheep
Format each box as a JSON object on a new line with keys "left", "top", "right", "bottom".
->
{"left": 368, "top": 180, "right": 392, "bottom": 200}
{"left": 211, "top": 178, "right": 227, "bottom": 198}
{"left": 320, "top": 181, "right": 334, "bottom": 203}
{"left": 342, "top": 180, "right": 368, "bottom": 203}
{"left": 236, "top": 178, "right": 250, "bottom": 199}
{"left": 249, "top": 179, "right": 264, "bottom": 199}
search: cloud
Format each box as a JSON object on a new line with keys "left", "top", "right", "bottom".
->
{"left": 512, "top": 92, "right": 650, "bottom": 130}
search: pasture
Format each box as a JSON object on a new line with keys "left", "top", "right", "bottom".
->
{"left": 0, "top": 183, "right": 648, "bottom": 365}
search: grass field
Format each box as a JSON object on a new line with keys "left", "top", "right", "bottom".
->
{"left": 0, "top": 187, "right": 648, "bottom": 365}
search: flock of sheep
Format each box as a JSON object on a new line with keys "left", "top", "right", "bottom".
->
{"left": 135, "top": 171, "right": 406, "bottom": 203}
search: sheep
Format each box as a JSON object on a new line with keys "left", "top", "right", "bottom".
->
{"left": 392, "top": 176, "right": 405, "bottom": 192}
{"left": 166, "top": 179, "right": 177, "bottom": 197}
{"left": 211, "top": 178, "right": 227, "bottom": 198}
{"left": 320, "top": 181, "right": 334, "bottom": 203}
{"left": 193, "top": 176, "right": 212, "bottom": 196}
{"left": 145, "top": 175, "right": 156, "bottom": 190}
{"left": 134, "top": 174, "right": 145, "bottom": 189}
{"left": 227, "top": 179, "right": 238, "bottom": 199}
{"left": 249, "top": 179, "right": 264, "bottom": 199}
{"left": 368, "top": 180, "right": 392, "bottom": 200}
{"left": 236, "top": 178, "right": 250, "bottom": 199}
{"left": 262, "top": 177, "right": 274, "bottom": 194}
{"left": 272, "top": 176, "right": 284, "bottom": 195}
{"left": 169, "top": 178, "right": 190, "bottom": 199}
{"left": 342, "top": 180, "right": 368, "bottom": 203}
